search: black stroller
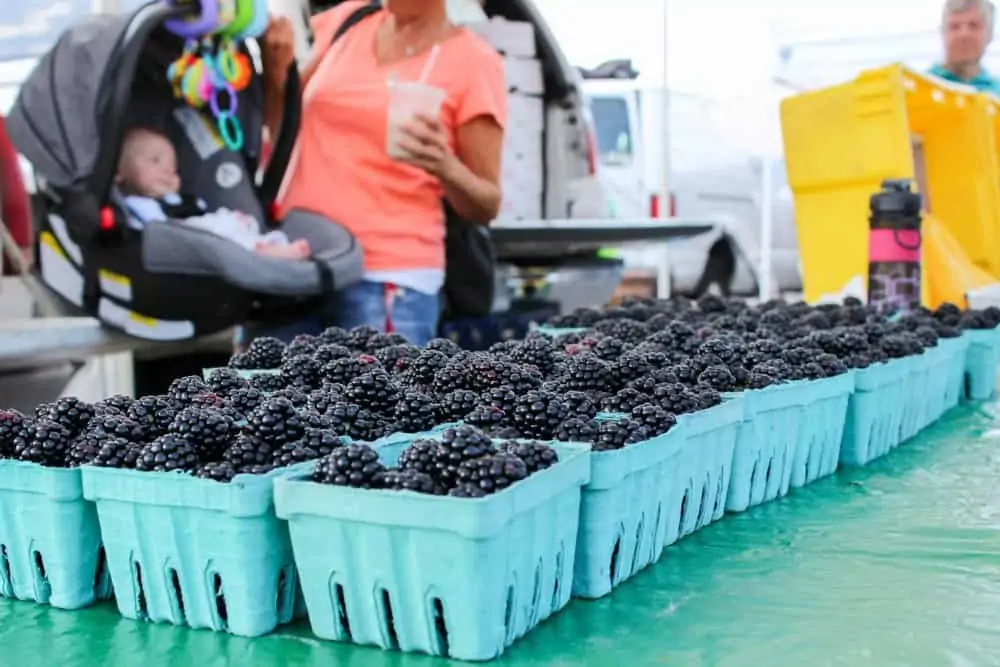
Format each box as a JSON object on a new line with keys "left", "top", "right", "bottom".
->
{"left": 5, "top": 2, "right": 362, "bottom": 341}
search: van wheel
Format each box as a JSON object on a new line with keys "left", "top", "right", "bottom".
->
{"left": 690, "top": 239, "right": 735, "bottom": 297}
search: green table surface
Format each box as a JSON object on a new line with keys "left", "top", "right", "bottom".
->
{"left": 5, "top": 405, "right": 1000, "bottom": 667}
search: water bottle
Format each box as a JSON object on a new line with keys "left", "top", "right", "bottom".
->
{"left": 868, "top": 179, "right": 922, "bottom": 314}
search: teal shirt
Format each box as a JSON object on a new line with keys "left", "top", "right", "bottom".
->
{"left": 928, "top": 63, "right": 1000, "bottom": 95}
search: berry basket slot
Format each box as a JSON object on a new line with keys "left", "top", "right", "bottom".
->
{"left": 0, "top": 461, "right": 109, "bottom": 609}
{"left": 273, "top": 441, "right": 590, "bottom": 662}
{"left": 840, "top": 357, "right": 910, "bottom": 467}
{"left": 81, "top": 466, "right": 297, "bottom": 637}
{"left": 569, "top": 424, "right": 685, "bottom": 600}
{"left": 790, "top": 371, "right": 854, "bottom": 488}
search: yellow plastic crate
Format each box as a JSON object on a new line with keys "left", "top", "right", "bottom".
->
{"left": 781, "top": 63, "right": 1000, "bottom": 303}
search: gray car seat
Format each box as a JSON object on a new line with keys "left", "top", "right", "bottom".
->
{"left": 5, "top": 2, "right": 362, "bottom": 341}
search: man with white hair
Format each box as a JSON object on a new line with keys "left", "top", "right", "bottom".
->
{"left": 929, "top": 0, "right": 1000, "bottom": 93}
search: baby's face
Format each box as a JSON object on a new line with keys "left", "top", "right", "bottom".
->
{"left": 117, "top": 132, "right": 181, "bottom": 198}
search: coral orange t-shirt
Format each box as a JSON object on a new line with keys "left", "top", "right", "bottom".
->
{"left": 278, "top": 2, "right": 507, "bottom": 276}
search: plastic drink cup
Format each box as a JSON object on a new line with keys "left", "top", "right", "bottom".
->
{"left": 386, "top": 81, "right": 447, "bottom": 159}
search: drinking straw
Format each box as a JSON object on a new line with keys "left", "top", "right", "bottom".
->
{"left": 417, "top": 44, "right": 441, "bottom": 83}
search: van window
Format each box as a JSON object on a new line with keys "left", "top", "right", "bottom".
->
{"left": 589, "top": 96, "right": 633, "bottom": 166}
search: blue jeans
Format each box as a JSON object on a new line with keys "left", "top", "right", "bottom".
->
{"left": 237, "top": 280, "right": 441, "bottom": 348}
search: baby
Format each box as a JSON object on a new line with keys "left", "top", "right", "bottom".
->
{"left": 115, "top": 127, "right": 310, "bottom": 260}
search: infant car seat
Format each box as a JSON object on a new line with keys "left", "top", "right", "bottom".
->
{"left": 5, "top": 2, "right": 363, "bottom": 341}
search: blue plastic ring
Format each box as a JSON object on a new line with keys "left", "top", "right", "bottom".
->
{"left": 217, "top": 111, "right": 244, "bottom": 151}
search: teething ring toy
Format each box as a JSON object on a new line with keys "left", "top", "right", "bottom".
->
{"left": 217, "top": 111, "right": 244, "bottom": 151}
{"left": 210, "top": 83, "right": 238, "bottom": 117}
{"left": 230, "top": 53, "right": 253, "bottom": 90}
{"left": 217, "top": 47, "right": 238, "bottom": 80}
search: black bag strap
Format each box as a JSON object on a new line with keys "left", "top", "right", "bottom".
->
{"left": 331, "top": 1, "right": 382, "bottom": 45}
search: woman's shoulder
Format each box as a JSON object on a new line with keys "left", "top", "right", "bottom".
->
{"left": 311, "top": 1, "right": 376, "bottom": 38}
{"left": 453, "top": 28, "right": 504, "bottom": 66}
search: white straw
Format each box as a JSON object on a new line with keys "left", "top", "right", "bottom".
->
{"left": 417, "top": 44, "right": 441, "bottom": 83}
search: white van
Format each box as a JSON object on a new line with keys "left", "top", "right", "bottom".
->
{"left": 584, "top": 72, "right": 802, "bottom": 295}
{"left": 270, "top": 0, "right": 608, "bottom": 222}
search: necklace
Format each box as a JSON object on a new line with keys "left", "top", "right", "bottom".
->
{"left": 385, "top": 15, "right": 449, "bottom": 60}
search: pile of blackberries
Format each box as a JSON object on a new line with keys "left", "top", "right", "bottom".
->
{"left": 311, "top": 425, "right": 559, "bottom": 498}
{"left": 6, "top": 301, "right": 995, "bottom": 478}
{"left": 0, "top": 371, "right": 349, "bottom": 482}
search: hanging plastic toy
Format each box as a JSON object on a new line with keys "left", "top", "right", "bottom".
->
{"left": 164, "top": 0, "right": 255, "bottom": 151}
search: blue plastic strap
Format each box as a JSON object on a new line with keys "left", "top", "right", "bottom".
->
{"left": 217, "top": 111, "right": 244, "bottom": 151}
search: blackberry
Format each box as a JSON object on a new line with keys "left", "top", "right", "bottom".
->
{"left": 313, "top": 344, "right": 352, "bottom": 366}
{"left": 448, "top": 483, "right": 488, "bottom": 498}
{"left": 135, "top": 434, "right": 201, "bottom": 472}
{"left": 377, "top": 468, "right": 437, "bottom": 493}
{"left": 431, "top": 365, "right": 471, "bottom": 395}
{"left": 752, "top": 359, "right": 796, "bottom": 382}
{"left": 244, "top": 397, "right": 304, "bottom": 446}
{"left": 375, "top": 344, "right": 422, "bottom": 373}
{"left": 439, "top": 389, "right": 480, "bottom": 421}
{"left": 346, "top": 325, "right": 381, "bottom": 351}
{"left": 270, "top": 387, "right": 310, "bottom": 408}
{"left": 169, "top": 407, "right": 237, "bottom": 460}
{"left": 88, "top": 436, "right": 141, "bottom": 469}
{"left": 601, "top": 387, "right": 652, "bottom": 413}
{"left": 232, "top": 337, "right": 285, "bottom": 369}
{"left": 593, "top": 319, "right": 648, "bottom": 344}
{"left": 225, "top": 388, "right": 265, "bottom": 419}
{"left": 492, "top": 426, "right": 523, "bottom": 439}
{"left": 499, "top": 440, "right": 558, "bottom": 474}
{"left": 562, "top": 391, "right": 598, "bottom": 420}
{"left": 323, "top": 355, "right": 380, "bottom": 385}
{"left": 224, "top": 434, "right": 275, "bottom": 469}
{"left": 280, "top": 354, "right": 324, "bottom": 390}
{"left": 556, "top": 416, "right": 599, "bottom": 442}
{"left": 271, "top": 441, "right": 321, "bottom": 467}
{"left": 454, "top": 454, "right": 528, "bottom": 495}
{"left": 562, "top": 353, "right": 614, "bottom": 392}
{"left": 489, "top": 362, "right": 542, "bottom": 393}
{"left": 85, "top": 413, "right": 146, "bottom": 443}
{"left": 365, "top": 332, "right": 409, "bottom": 352}
{"left": 168, "top": 376, "right": 210, "bottom": 404}
{"left": 345, "top": 371, "right": 400, "bottom": 414}
{"left": 432, "top": 425, "right": 498, "bottom": 489}
{"left": 589, "top": 336, "right": 628, "bottom": 361}
{"left": 464, "top": 404, "right": 507, "bottom": 431}
{"left": 124, "top": 396, "right": 177, "bottom": 438}
{"left": 482, "top": 387, "right": 519, "bottom": 414}
{"left": 296, "top": 427, "right": 345, "bottom": 457}
{"left": 13, "top": 419, "right": 72, "bottom": 466}
{"left": 249, "top": 373, "right": 286, "bottom": 392}
{"left": 195, "top": 461, "right": 238, "bottom": 482}
{"left": 34, "top": 397, "right": 95, "bottom": 437}
{"left": 425, "top": 338, "right": 461, "bottom": 356}
{"left": 188, "top": 393, "right": 243, "bottom": 423}
{"left": 914, "top": 325, "right": 939, "bottom": 349}
{"left": 326, "top": 401, "right": 388, "bottom": 440}
{"left": 297, "top": 407, "right": 333, "bottom": 430}
{"left": 815, "top": 353, "right": 848, "bottom": 377}
{"left": 318, "top": 326, "right": 351, "bottom": 346}
{"left": 94, "top": 394, "right": 135, "bottom": 416}
{"left": 630, "top": 403, "right": 677, "bottom": 435}
{"left": 398, "top": 438, "right": 449, "bottom": 478}
{"left": 512, "top": 390, "right": 571, "bottom": 439}
{"left": 283, "top": 334, "right": 320, "bottom": 361}
{"left": 306, "top": 387, "right": 344, "bottom": 416}
{"left": 746, "top": 372, "right": 779, "bottom": 389}
{"left": 694, "top": 386, "right": 723, "bottom": 410}
{"left": 206, "top": 367, "right": 249, "bottom": 397}
{"left": 591, "top": 418, "right": 649, "bottom": 451}
{"left": 611, "top": 354, "right": 653, "bottom": 388}
{"left": 405, "top": 350, "right": 449, "bottom": 386}
{"left": 312, "top": 444, "right": 386, "bottom": 487}
{"left": 489, "top": 339, "right": 521, "bottom": 357}
{"left": 510, "top": 337, "right": 557, "bottom": 373}
{"left": 65, "top": 432, "right": 103, "bottom": 466}
{"left": 0, "top": 409, "right": 31, "bottom": 456}
{"left": 798, "top": 362, "right": 827, "bottom": 380}
{"left": 394, "top": 392, "right": 440, "bottom": 433}
{"left": 698, "top": 365, "right": 738, "bottom": 392}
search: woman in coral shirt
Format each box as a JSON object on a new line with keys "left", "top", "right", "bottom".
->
{"left": 244, "top": 0, "right": 506, "bottom": 346}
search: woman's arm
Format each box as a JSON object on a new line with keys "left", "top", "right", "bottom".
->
{"left": 438, "top": 116, "right": 503, "bottom": 224}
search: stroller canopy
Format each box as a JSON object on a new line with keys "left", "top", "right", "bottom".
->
{"left": 6, "top": 2, "right": 177, "bottom": 193}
